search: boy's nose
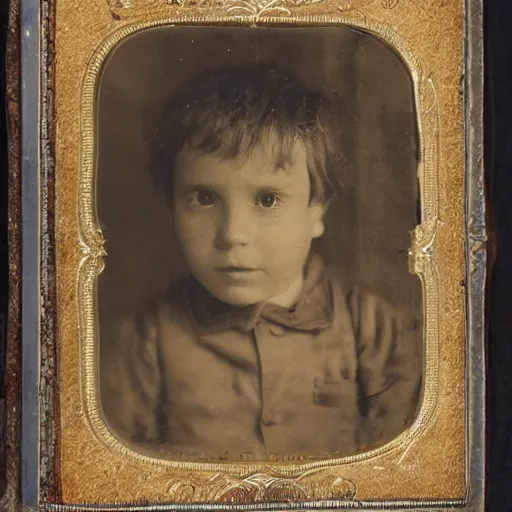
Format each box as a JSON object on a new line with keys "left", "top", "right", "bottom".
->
{"left": 215, "top": 204, "right": 253, "bottom": 248}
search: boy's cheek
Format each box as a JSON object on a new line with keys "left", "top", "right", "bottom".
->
{"left": 174, "top": 215, "right": 215, "bottom": 238}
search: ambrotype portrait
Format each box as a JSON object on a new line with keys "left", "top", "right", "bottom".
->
{"left": 97, "top": 26, "right": 423, "bottom": 463}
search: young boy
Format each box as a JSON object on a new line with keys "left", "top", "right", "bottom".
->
{"left": 102, "top": 63, "right": 422, "bottom": 462}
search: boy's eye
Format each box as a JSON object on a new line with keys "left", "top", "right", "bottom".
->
{"left": 256, "top": 191, "right": 279, "bottom": 208}
{"left": 192, "top": 189, "right": 216, "bottom": 207}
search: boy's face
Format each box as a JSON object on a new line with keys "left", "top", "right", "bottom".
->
{"left": 172, "top": 141, "right": 326, "bottom": 307}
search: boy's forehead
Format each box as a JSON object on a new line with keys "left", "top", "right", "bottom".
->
{"left": 176, "top": 139, "right": 308, "bottom": 175}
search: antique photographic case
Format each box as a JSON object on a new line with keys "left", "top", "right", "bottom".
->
{"left": 2, "top": 0, "right": 485, "bottom": 510}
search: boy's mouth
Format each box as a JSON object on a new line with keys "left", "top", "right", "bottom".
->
{"left": 215, "top": 265, "right": 260, "bottom": 272}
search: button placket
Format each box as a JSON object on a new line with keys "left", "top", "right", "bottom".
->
{"left": 268, "top": 324, "right": 285, "bottom": 337}
{"left": 254, "top": 322, "right": 288, "bottom": 453}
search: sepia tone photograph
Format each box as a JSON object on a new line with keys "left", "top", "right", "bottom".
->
{"left": 96, "top": 25, "right": 423, "bottom": 463}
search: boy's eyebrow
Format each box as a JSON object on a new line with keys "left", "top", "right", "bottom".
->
{"left": 250, "top": 171, "right": 302, "bottom": 191}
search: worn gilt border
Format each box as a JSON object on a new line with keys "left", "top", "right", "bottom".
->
{"left": 77, "top": 7, "right": 440, "bottom": 492}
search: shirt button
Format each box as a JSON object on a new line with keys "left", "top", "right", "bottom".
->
{"left": 261, "top": 413, "right": 274, "bottom": 426}
{"left": 269, "top": 325, "right": 285, "bottom": 336}
{"left": 261, "top": 412, "right": 283, "bottom": 425}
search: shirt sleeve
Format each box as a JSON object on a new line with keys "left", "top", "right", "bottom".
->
{"left": 100, "top": 308, "right": 162, "bottom": 446}
{"left": 347, "top": 287, "right": 423, "bottom": 449}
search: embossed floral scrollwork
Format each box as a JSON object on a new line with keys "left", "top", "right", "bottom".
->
{"left": 166, "top": 471, "right": 356, "bottom": 503}
{"left": 408, "top": 217, "right": 438, "bottom": 275}
{"left": 381, "top": 0, "right": 398, "bottom": 8}
{"left": 218, "top": 0, "right": 323, "bottom": 16}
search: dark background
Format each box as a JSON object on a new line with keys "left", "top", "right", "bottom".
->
{"left": 486, "top": 0, "right": 512, "bottom": 508}
{"left": 0, "top": 0, "right": 511, "bottom": 509}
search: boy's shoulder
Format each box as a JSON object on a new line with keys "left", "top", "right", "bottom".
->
{"left": 116, "top": 277, "right": 196, "bottom": 341}
{"left": 325, "top": 267, "right": 422, "bottom": 368}
{"left": 346, "top": 286, "right": 421, "bottom": 334}
{"left": 322, "top": 266, "right": 420, "bottom": 334}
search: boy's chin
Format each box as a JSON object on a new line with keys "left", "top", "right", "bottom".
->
{"left": 209, "top": 291, "right": 262, "bottom": 308}
{"left": 204, "top": 286, "right": 275, "bottom": 308}
{"left": 200, "top": 276, "right": 302, "bottom": 308}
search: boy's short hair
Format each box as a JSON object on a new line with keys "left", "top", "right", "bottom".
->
{"left": 152, "top": 63, "right": 346, "bottom": 204}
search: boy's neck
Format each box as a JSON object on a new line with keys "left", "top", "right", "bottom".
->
{"left": 267, "top": 273, "right": 304, "bottom": 309}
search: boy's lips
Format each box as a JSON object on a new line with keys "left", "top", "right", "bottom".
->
{"left": 214, "top": 266, "right": 262, "bottom": 282}
{"left": 215, "top": 265, "right": 261, "bottom": 272}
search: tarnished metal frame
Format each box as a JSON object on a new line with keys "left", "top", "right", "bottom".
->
{"left": 14, "top": 0, "right": 485, "bottom": 509}
{"left": 20, "top": 0, "right": 41, "bottom": 509}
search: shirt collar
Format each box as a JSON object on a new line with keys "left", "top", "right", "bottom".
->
{"left": 185, "top": 255, "right": 333, "bottom": 334}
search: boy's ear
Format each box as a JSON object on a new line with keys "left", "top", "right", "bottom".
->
{"left": 309, "top": 199, "right": 329, "bottom": 239}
